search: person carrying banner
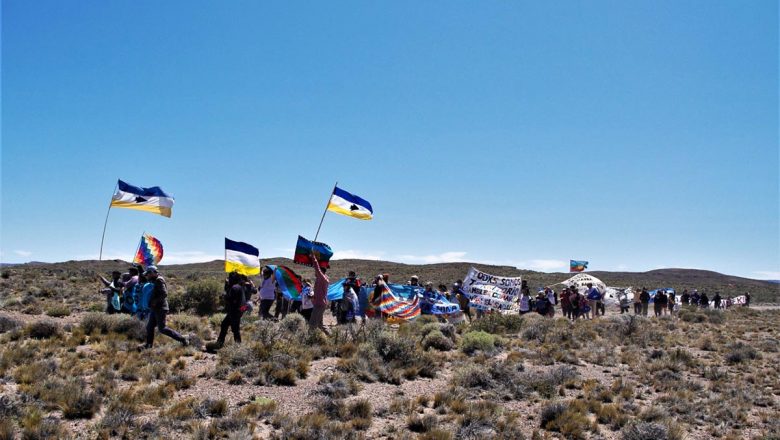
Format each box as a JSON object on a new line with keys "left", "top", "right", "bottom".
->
{"left": 408, "top": 275, "right": 420, "bottom": 287}
{"left": 142, "top": 266, "right": 188, "bottom": 349}
{"left": 519, "top": 290, "right": 531, "bottom": 315}
{"left": 744, "top": 292, "right": 751, "bottom": 308}
{"left": 258, "top": 267, "right": 276, "bottom": 320}
{"left": 136, "top": 272, "right": 153, "bottom": 320}
{"left": 309, "top": 253, "right": 330, "bottom": 335}
{"left": 216, "top": 272, "right": 245, "bottom": 346}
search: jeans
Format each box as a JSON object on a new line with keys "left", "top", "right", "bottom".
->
{"left": 146, "top": 309, "right": 185, "bottom": 347}
{"left": 634, "top": 303, "right": 641, "bottom": 315}
{"left": 641, "top": 303, "right": 649, "bottom": 316}
{"left": 217, "top": 309, "right": 242, "bottom": 344}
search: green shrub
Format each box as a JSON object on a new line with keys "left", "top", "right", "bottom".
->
{"left": 461, "top": 331, "right": 501, "bottom": 355}
{"left": 171, "top": 280, "right": 222, "bottom": 315}
{"left": 422, "top": 330, "right": 454, "bottom": 351}
{"left": 469, "top": 313, "right": 524, "bottom": 334}
{"left": 26, "top": 319, "right": 62, "bottom": 339}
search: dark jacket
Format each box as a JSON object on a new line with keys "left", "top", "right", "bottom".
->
{"left": 224, "top": 283, "right": 245, "bottom": 312}
{"left": 639, "top": 289, "right": 650, "bottom": 303}
{"left": 149, "top": 276, "right": 169, "bottom": 311}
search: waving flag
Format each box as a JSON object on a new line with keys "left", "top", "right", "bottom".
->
{"left": 110, "top": 180, "right": 174, "bottom": 218}
{"left": 133, "top": 233, "right": 163, "bottom": 266}
{"left": 268, "top": 265, "right": 303, "bottom": 300}
{"left": 293, "top": 235, "right": 333, "bottom": 269}
{"left": 570, "top": 260, "right": 588, "bottom": 272}
{"left": 376, "top": 282, "right": 420, "bottom": 320}
{"left": 225, "top": 238, "right": 261, "bottom": 276}
{"left": 326, "top": 186, "right": 373, "bottom": 220}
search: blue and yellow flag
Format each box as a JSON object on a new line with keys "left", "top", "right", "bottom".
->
{"left": 327, "top": 186, "right": 373, "bottom": 220}
{"left": 225, "top": 238, "right": 261, "bottom": 276}
{"left": 110, "top": 180, "right": 174, "bottom": 218}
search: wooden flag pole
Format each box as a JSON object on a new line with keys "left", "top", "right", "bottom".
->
{"left": 313, "top": 181, "right": 337, "bottom": 242}
{"left": 98, "top": 182, "right": 119, "bottom": 261}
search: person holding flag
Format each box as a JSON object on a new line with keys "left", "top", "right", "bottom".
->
{"left": 309, "top": 253, "right": 330, "bottom": 335}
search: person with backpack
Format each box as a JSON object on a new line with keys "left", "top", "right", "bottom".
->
{"left": 142, "top": 266, "right": 188, "bottom": 349}
{"left": 121, "top": 267, "right": 139, "bottom": 315}
{"left": 586, "top": 283, "right": 601, "bottom": 319}
{"left": 216, "top": 272, "right": 246, "bottom": 346}
{"left": 136, "top": 272, "right": 153, "bottom": 321}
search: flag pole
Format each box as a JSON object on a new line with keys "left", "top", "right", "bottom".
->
{"left": 313, "top": 181, "right": 337, "bottom": 242}
{"left": 99, "top": 182, "right": 118, "bottom": 261}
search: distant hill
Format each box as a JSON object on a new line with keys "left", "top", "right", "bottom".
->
{"left": 5, "top": 258, "right": 778, "bottom": 303}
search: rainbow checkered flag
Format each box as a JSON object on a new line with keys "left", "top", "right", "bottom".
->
{"left": 133, "top": 233, "right": 163, "bottom": 266}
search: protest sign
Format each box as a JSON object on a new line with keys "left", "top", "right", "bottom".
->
{"left": 461, "top": 267, "right": 522, "bottom": 313}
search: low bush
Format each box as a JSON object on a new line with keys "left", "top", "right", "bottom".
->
{"left": 469, "top": 313, "right": 524, "bottom": 334}
{"left": 61, "top": 388, "right": 101, "bottom": 419}
{"left": 725, "top": 342, "right": 759, "bottom": 364}
{"left": 423, "top": 330, "right": 455, "bottom": 351}
{"left": 0, "top": 315, "right": 22, "bottom": 333}
{"left": 171, "top": 280, "right": 222, "bottom": 316}
{"left": 461, "top": 331, "right": 501, "bottom": 355}
{"left": 45, "top": 304, "right": 71, "bottom": 317}
{"left": 316, "top": 372, "right": 361, "bottom": 399}
{"left": 621, "top": 421, "right": 683, "bottom": 440}
{"left": 26, "top": 319, "right": 62, "bottom": 339}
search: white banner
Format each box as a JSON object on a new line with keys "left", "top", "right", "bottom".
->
{"left": 461, "top": 267, "right": 522, "bottom": 312}
{"left": 724, "top": 295, "right": 746, "bottom": 307}
{"left": 559, "top": 273, "right": 606, "bottom": 294}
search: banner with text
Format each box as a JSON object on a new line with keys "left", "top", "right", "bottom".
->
{"left": 461, "top": 267, "right": 522, "bottom": 313}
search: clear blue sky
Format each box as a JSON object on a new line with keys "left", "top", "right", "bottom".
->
{"left": 2, "top": 1, "right": 778, "bottom": 280}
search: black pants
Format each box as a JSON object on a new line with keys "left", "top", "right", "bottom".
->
{"left": 300, "top": 308, "right": 312, "bottom": 321}
{"left": 146, "top": 310, "right": 185, "bottom": 347}
{"left": 274, "top": 298, "right": 290, "bottom": 319}
{"left": 634, "top": 303, "right": 642, "bottom": 315}
{"left": 289, "top": 301, "right": 302, "bottom": 314}
{"left": 597, "top": 302, "right": 605, "bottom": 316}
{"left": 259, "top": 299, "right": 275, "bottom": 319}
{"left": 217, "top": 309, "right": 242, "bottom": 344}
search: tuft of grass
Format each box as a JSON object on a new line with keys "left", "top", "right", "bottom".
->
{"left": 316, "top": 372, "right": 361, "bottom": 399}
{"left": 621, "top": 421, "right": 684, "bottom": 440}
{"left": 0, "top": 315, "right": 22, "bottom": 333}
{"left": 61, "top": 388, "right": 101, "bottom": 419}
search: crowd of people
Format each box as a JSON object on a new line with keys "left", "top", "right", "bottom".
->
{"left": 99, "top": 262, "right": 753, "bottom": 349}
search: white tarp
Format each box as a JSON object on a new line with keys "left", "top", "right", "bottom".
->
{"left": 559, "top": 273, "right": 607, "bottom": 294}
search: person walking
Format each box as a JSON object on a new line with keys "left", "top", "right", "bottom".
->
{"left": 654, "top": 290, "right": 666, "bottom": 317}
{"left": 519, "top": 289, "right": 531, "bottom": 315}
{"left": 216, "top": 272, "right": 245, "bottom": 346}
{"left": 713, "top": 292, "right": 722, "bottom": 309}
{"left": 142, "top": 266, "right": 188, "bottom": 349}
{"left": 545, "top": 287, "right": 556, "bottom": 317}
{"left": 640, "top": 287, "right": 650, "bottom": 316}
{"left": 309, "top": 254, "right": 330, "bottom": 335}
{"left": 586, "top": 283, "right": 600, "bottom": 319}
{"left": 560, "top": 287, "right": 572, "bottom": 319}
{"left": 258, "top": 267, "right": 276, "bottom": 320}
